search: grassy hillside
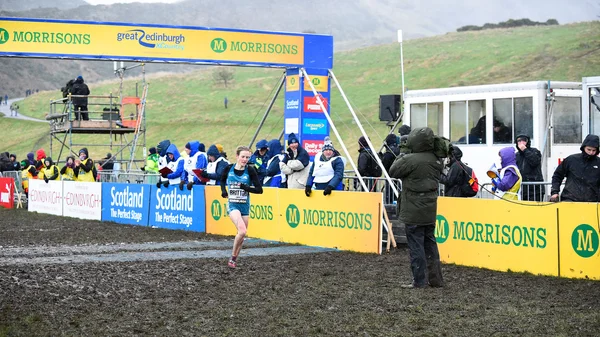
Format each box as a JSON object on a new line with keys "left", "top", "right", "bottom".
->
{"left": 4, "top": 21, "right": 600, "bottom": 165}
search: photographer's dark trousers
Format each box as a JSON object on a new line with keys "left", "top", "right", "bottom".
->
{"left": 74, "top": 105, "right": 89, "bottom": 121}
{"left": 405, "top": 224, "right": 444, "bottom": 288}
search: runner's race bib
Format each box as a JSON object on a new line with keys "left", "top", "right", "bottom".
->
{"left": 229, "top": 183, "right": 248, "bottom": 203}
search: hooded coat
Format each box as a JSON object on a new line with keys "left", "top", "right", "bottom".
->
{"left": 70, "top": 76, "right": 90, "bottom": 106}
{"left": 40, "top": 157, "right": 60, "bottom": 181}
{"left": 382, "top": 134, "right": 400, "bottom": 172}
{"left": 264, "top": 139, "right": 286, "bottom": 187}
{"left": 515, "top": 135, "right": 545, "bottom": 201}
{"left": 74, "top": 148, "right": 95, "bottom": 182}
{"left": 551, "top": 134, "right": 600, "bottom": 202}
{"left": 0, "top": 152, "right": 12, "bottom": 172}
{"left": 440, "top": 146, "right": 470, "bottom": 197}
{"left": 35, "top": 148, "right": 46, "bottom": 171}
{"left": 250, "top": 139, "right": 270, "bottom": 182}
{"left": 165, "top": 144, "right": 185, "bottom": 183}
{"left": 156, "top": 139, "right": 171, "bottom": 183}
{"left": 61, "top": 156, "right": 77, "bottom": 180}
{"left": 495, "top": 147, "right": 522, "bottom": 200}
{"left": 183, "top": 140, "right": 208, "bottom": 185}
{"left": 27, "top": 152, "right": 36, "bottom": 166}
{"left": 390, "top": 127, "right": 443, "bottom": 225}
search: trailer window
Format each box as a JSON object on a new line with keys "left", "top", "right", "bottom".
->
{"left": 553, "top": 96, "right": 581, "bottom": 144}
{"left": 492, "top": 97, "right": 533, "bottom": 144}
{"left": 410, "top": 102, "right": 442, "bottom": 135}
{"left": 590, "top": 88, "right": 600, "bottom": 135}
{"left": 450, "top": 100, "right": 486, "bottom": 144}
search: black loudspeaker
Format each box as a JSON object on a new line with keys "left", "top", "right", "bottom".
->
{"left": 379, "top": 95, "right": 401, "bottom": 121}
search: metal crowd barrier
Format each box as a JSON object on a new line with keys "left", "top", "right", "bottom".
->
{"left": 478, "top": 181, "right": 553, "bottom": 201}
{"left": 342, "top": 175, "right": 402, "bottom": 205}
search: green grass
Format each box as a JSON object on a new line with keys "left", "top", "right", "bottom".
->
{"left": 5, "top": 21, "right": 600, "bottom": 164}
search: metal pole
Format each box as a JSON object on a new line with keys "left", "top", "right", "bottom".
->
{"left": 398, "top": 29, "right": 406, "bottom": 103}
{"left": 304, "top": 68, "right": 396, "bottom": 241}
{"left": 300, "top": 68, "right": 369, "bottom": 193}
{"left": 327, "top": 69, "right": 399, "bottom": 198}
{"left": 248, "top": 72, "right": 286, "bottom": 148}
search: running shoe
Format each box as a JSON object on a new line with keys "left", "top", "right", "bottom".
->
{"left": 228, "top": 259, "right": 236, "bottom": 268}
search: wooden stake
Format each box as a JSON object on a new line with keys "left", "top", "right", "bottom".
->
{"left": 383, "top": 207, "right": 397, "bottom": 252}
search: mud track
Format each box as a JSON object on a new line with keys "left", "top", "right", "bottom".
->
{"left": 1, "top": 208, "right": 599, "bottom": 336}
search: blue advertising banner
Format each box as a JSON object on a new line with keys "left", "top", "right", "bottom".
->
{"left": 149, "top": 185, "right": 206, "bottom": 232}
{"left": 302, "top": 117, "right": 328, "bottom": 135}
{"left": 101, "top": 183, "right": 150, "bottom": 226}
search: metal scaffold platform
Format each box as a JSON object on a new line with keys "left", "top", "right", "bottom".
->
{"left": 47, "top": 65, "right": 148, "bottom": 171}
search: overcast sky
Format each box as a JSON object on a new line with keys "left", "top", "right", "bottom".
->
{"left": 85, "top": 0, "right": 182, "bottom": 5}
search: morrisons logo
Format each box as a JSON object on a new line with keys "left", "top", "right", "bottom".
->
{"left": 210, "top": 38, "right": 298, "bottom": 55}
{"left": 210, "top": 200, "right": 223, "bottom": 221}
{"left": 10, "top": 30, "right": 90, "bottom": 45}
{"left": 0, "top": 28, "right": 8, "bottom": 44}
{"left": 571, "top": 224, "right": 599, "bottom": 258}
{"left": 435, "top": 214, "right": 547, "bottom": 249}
{"left": 285, "top": 204, "right": 372, "bottom": 231}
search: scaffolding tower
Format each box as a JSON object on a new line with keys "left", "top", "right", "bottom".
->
{"left": 46, "top": 69, "right": 148, "bottom": 172}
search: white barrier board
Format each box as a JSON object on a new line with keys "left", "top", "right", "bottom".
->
{"left": 28, "top": 179, "right": 63, "bottom": 216}
{"left": 62, "top": 181, "right": 102, "bottom": 220}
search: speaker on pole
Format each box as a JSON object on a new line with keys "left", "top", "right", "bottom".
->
{"left": 379, "top": 95, "right": 401, "bottom": 121}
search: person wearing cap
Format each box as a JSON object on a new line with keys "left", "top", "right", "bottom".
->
{"left": 9, "top": 154, "right": 20, "bottom": 171}
{"left": 550, "top": 134, "right": 600, "bottom": 202}
{"left": 20, "top": 159, "right": 37, "bottom": 196}
{"left": 70, "top": 75, "right": 90, "bottom": 121}
{"left": 280, "top": 133, "right": 310, "bottom": 189}
{"left": 249, "top": 139, "right": 270, "bottom": 183}
{"left": 305, "top": 137, "right": 345, "bottom": 196}
{"left": 215, "top": 143, "right": 227, "bottom": 160}
{"left": 515, "top": 134, "right": 545, "bottom": 201}
{"left": 181, "top": 141, "right": 208, "bottom": 190}
{"left": 74, "top": 148, "right": 96, "bottom": 182}
{"left": 398, "top": 124, "right": 412, "bottom": 155}
{"left": 201, "top": 144, "right": 229, "bottom": 185}
{"left": 145, "top": 147, "right": 160, "bottom": 173}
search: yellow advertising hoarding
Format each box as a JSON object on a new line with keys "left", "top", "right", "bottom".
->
{"left": 557, "top": 203, "right": 600, "bottom": 280}
{"left": 205, "top": 186, "right": 237, "bottom": 236}
{"left": 0, "top": 19, "right": 304, "bottom": 66}
{"left": 436, "top": 197, "right": 559, "bottom": 276}
{"left": 286, "top": 75, "right": 299, "bottom": 92}
{"left": 277, "top": 189, "right": 382, "bottom": 253}
{"left": 205, "top": 186, "right": 382, "bottom": 253}
{"left": 303, "top": 75, "right": 329, "bottom": 92}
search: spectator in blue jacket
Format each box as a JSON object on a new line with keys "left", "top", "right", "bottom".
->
{"left": 264, "top": 139, "right": 286, "bottom": 187}
{"left": 249, "top": 139, "right": 270, "bottom": 183}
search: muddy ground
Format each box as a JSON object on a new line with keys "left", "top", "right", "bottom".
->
{"left": 0, "top": 208, "right": 599, "bottom": 337}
